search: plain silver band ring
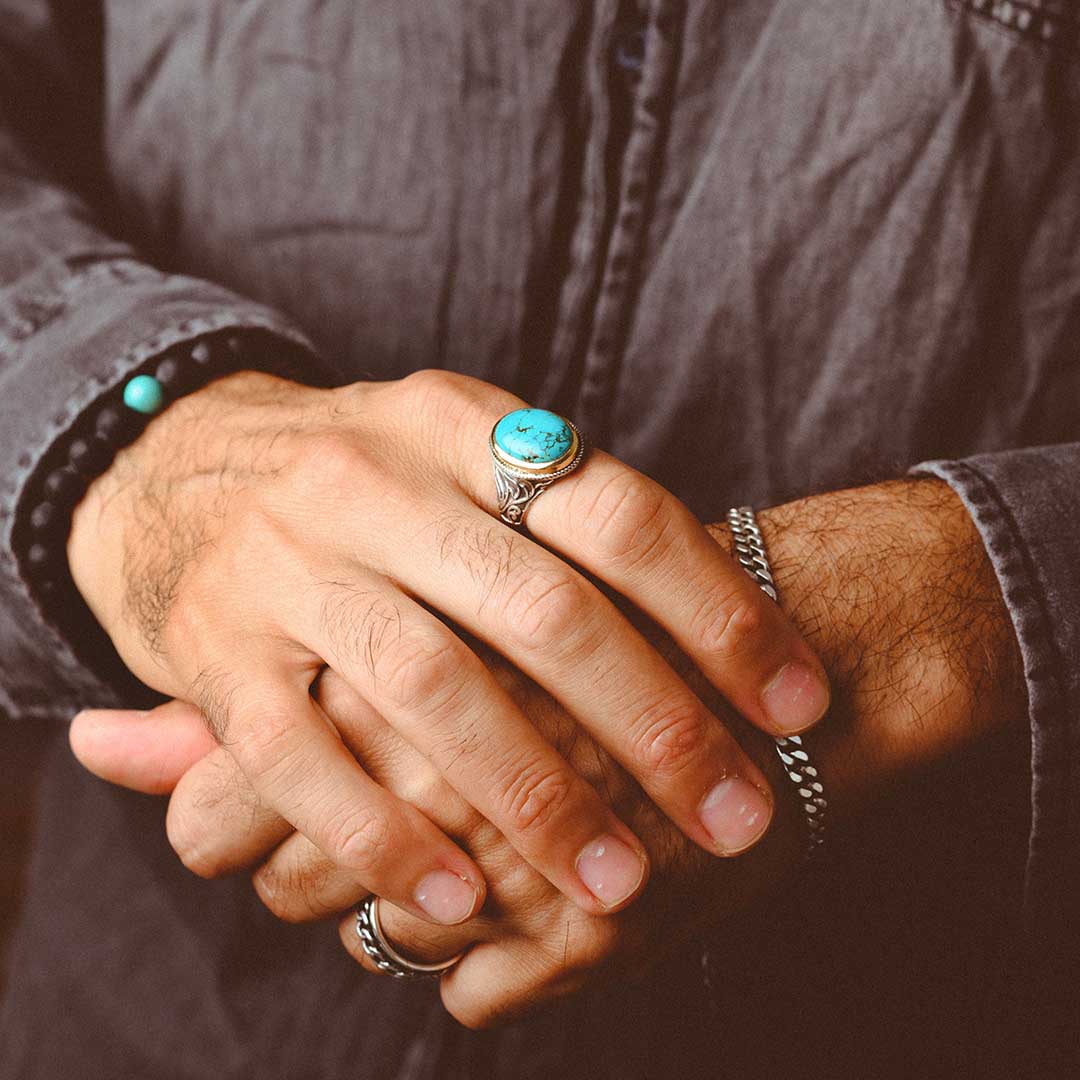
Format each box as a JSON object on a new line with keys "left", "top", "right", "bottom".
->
{"left": 354, "top": 895, "right": 465, "bottom": 979}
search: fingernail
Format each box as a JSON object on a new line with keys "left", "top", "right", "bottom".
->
{"left": 413, "top": 869, "right": 479, "bottom": 925}
{"left": 575, "top": 834, "right": 646, "bottom": 908}
{"left": 699, "top": 778, "right": 772, "bottom": 854}
{"left": 761, "top": 662, "right": 830, "bottom": 734}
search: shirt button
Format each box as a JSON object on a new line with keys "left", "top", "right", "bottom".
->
{"left": 613, "top": 27, "right": 646, "bottom": 73}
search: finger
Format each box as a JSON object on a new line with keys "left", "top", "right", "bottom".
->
{"left": 518, "top": 453, "right": 830, "bottom": 735}
{"left": 303, "top": 576, "right": 650, "bottom": 914}
{"left": 259, "top": 834, "right": 495, "bottom": 944}
{"left": 69, "top": 702, "right": 218, "bottom": 795}
{"left": 438, "top": 935, "right": 599, "bottom": 1030}
{"left": 384, "top": 503, "right": 777, "bottom": 858}
{"left": 199, "top": 663, "right": 487, "bottom": 925}
{"left": 68, "top": 699, "right": 297, "bottom": 879}
{"left": 257, "top": 833, "right": 373, "bottom": 923}
{"left": 166, "top": 746, "right": 292, "bottom": 878}
{"left": 252, "top": 685, "right": 476, "bottom": 923}
{"left": 409, "top": 370, "right": 829, "bottom": 737}
{"left": 338, "top": 900, "right": 477, "bottom": 979}
{"left": 164, "top": 686, "right": 389, "bottom": 880}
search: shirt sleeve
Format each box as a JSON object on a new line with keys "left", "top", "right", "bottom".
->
{"left": 0, "top": 3, "right": 331, "bottom": 722}
{"left": 911, "top": 445, "right": 1080, "bottom": 949}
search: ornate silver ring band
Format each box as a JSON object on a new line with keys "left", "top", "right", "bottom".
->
{"left": 489, "top": 408, "right": 587, "bottom": 528}
{"left": 726, "top": 506, "right": 828, "bottom": 858}
{"left": 355, "top": 895, "right": 465, "bottom": 979}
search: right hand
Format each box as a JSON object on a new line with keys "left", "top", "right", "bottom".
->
{"left": 68, "top": 366, "right": 829, "bottom": 925}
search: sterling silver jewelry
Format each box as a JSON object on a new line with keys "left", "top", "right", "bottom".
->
{"left": 727, "top": 506, "right": 827, "bottom": 857}
{"left": 489, "top": 407, "right": 587, "bottom": 527}
{"left": 355, "top": 895, "right": 465, "bottom": 979}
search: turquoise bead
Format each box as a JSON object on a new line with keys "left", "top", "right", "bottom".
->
{"left": 123, "top": 374, "right": 165, "bottom": 415}
{"left": 493, "top": 408, "right": 573, "bottom": 465}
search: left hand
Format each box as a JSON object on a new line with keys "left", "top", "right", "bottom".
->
{"left": 74, "top": 646, "right": 802, "bottom": 1029}
{"left": 72, "top": 477, "right": 1026, "bottom": 1027}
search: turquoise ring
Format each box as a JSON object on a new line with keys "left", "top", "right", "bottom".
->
{"left": 489, "top": 408, "right": 587, "bottom": 527}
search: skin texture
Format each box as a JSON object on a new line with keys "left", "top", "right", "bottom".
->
{"left": 72, "top": 475, "right": 1027, "bottom": 1028}
{"left": 66, "top": 368, "right": 830, "bottom": 924}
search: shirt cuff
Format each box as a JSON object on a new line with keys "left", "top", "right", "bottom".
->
{"left": 0, "top": 268, "right": 336, "bottom": 722}
{"left": 911, "top": 448, "right": 1080, "bottom": 942}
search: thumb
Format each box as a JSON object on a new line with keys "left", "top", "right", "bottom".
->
{"left": 69, "top": 700, "right": 217, "bottom": 795}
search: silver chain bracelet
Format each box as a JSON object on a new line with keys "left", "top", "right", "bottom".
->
{"left": 727, "top": 506, "right": 827, "bottom": 858}
{"left": 702, "top": 507, "right": 830, "bottom": 1001}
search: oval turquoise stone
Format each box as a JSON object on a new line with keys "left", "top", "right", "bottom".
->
{"left": 123, "top": 374, "right": 165, "bottom": 415}
{"left": 494, "top": 408, "right": 573, "bottom": 465}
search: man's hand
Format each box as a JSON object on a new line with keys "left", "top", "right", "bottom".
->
{"left": 68, "top": 367, "right": 830, "bottom": 924}
{"left": 72, "top": 475, "right": 1026, "bottom": 1026}
{"left": 74, "top": 651, "right": 802, "bottom": 1029}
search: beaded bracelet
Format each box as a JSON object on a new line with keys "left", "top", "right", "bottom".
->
{"left": 12, "top": 327, "right": 318, "bottom": 693}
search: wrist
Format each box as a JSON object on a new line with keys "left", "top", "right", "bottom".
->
{"left": 69, "top": 366, "right": 307, "bottom": 644}
{"left": 22, "top": 331, "right": 316, "bottom": 687}
{"left": 709, "top": 478, "right": 1026, "bottom": 826}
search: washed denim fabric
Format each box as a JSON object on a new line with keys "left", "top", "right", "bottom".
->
{"left": 1, "top": 2, "right": 1077, "bottom": 1076}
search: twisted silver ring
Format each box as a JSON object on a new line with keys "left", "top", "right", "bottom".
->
{"left": 355, "top": 895, "right": 465, "bottom": 979}
{"left": 489, "top": 407, "right": 587, "bottom": 527}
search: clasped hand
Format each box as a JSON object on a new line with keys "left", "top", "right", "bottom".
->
{"left": 67, "top": 368, "right": 827, "bottom": 924}
{"left": 71, "top": 378, "right": 1015, "bottom": 1019}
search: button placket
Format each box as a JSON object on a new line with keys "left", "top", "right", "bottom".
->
{"left": 534, "top": 1, "right": 624, "bottom": 412}
{"left": 575, "top": 0, "right": 684, "bottom": 444}
{"left": 614, "top": 25, "right": 648, "bottom": 80}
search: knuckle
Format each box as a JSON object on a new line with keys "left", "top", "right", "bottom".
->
{"left": 452, "top": 1001, "right": 500, "bottom": 1032}
{"left": 232, "top": 714, "right": 321, "bottom": 799}
{"left": 189, "top": 664, "right": 258, "bottom": 747}
{"left": 400, "top": 367, "right": 459, "bottom": 396}
{"left": 559, "top": 920, "right": 622, "bottom": 975}
{"left": 396, "top": 371, "right": 521, "bottom": 474}
{"left": 165, "top": 755, "right": 259, "bottom": 879}
{"left": 450, "top": 982, "right": 538, "bottom": 1031}
{"left": 447, "top": 917, "right": 624, "bottom": 1030}
{"left": 496, "top": 762, "right": 575, "bottom": 837}
{"left": 234, "top": 709, "right": 297, "bottom": 771}
{"left": 577, "top": 472, "right": 676, "bottom": 568}
{"left": 254, "top": 859, "right": 337, "bottom": 924}
{"left": 294, "top": 430, "right": 373, "bottom": 492}
{"left": 397, "top": 368, "right": 473, "bottom": 420}
{"left": 424, "top": 710, "right": 495, "bottom": 778}
{"left": 693, "top": 587, "right": 766, "bottom": 662}
{"left": 629, "top": 699, "right": 710, "bottom": 780}
{"left": 455, "top": 957, "right": 581, "bottom": 1030}
{"left": 500, "top": 571, "right": 590, "bottom": 653}
{"left": 166, "top": 803, "right": 223, "bottom": 879}
{"left": 156, "top": 587, "right": 216, "bottom": 667}
{"left": 397, "top": 370, "right": 508, "bottom": 467}
{"left": 319, "top": 583, "right": 404, "bottom": 673}
{"left": 375, "top": 628, "right": 467, "bottom": 714}
{"left": 434, "top": 512, "right": 521, "bottom": 597}
{"left": 330, "top": 807, "right": 393, "bottom": 878}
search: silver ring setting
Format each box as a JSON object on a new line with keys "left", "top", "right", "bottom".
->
{"left": 354, "top": 895, "right": 465, "bottom": 979}
{"left": 489, "top": 408, "right": 587, "bottom": 527}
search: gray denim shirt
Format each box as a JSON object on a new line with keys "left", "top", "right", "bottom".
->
{"left": 1, "top": 1, "right": 1077, "bottom": 1073}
